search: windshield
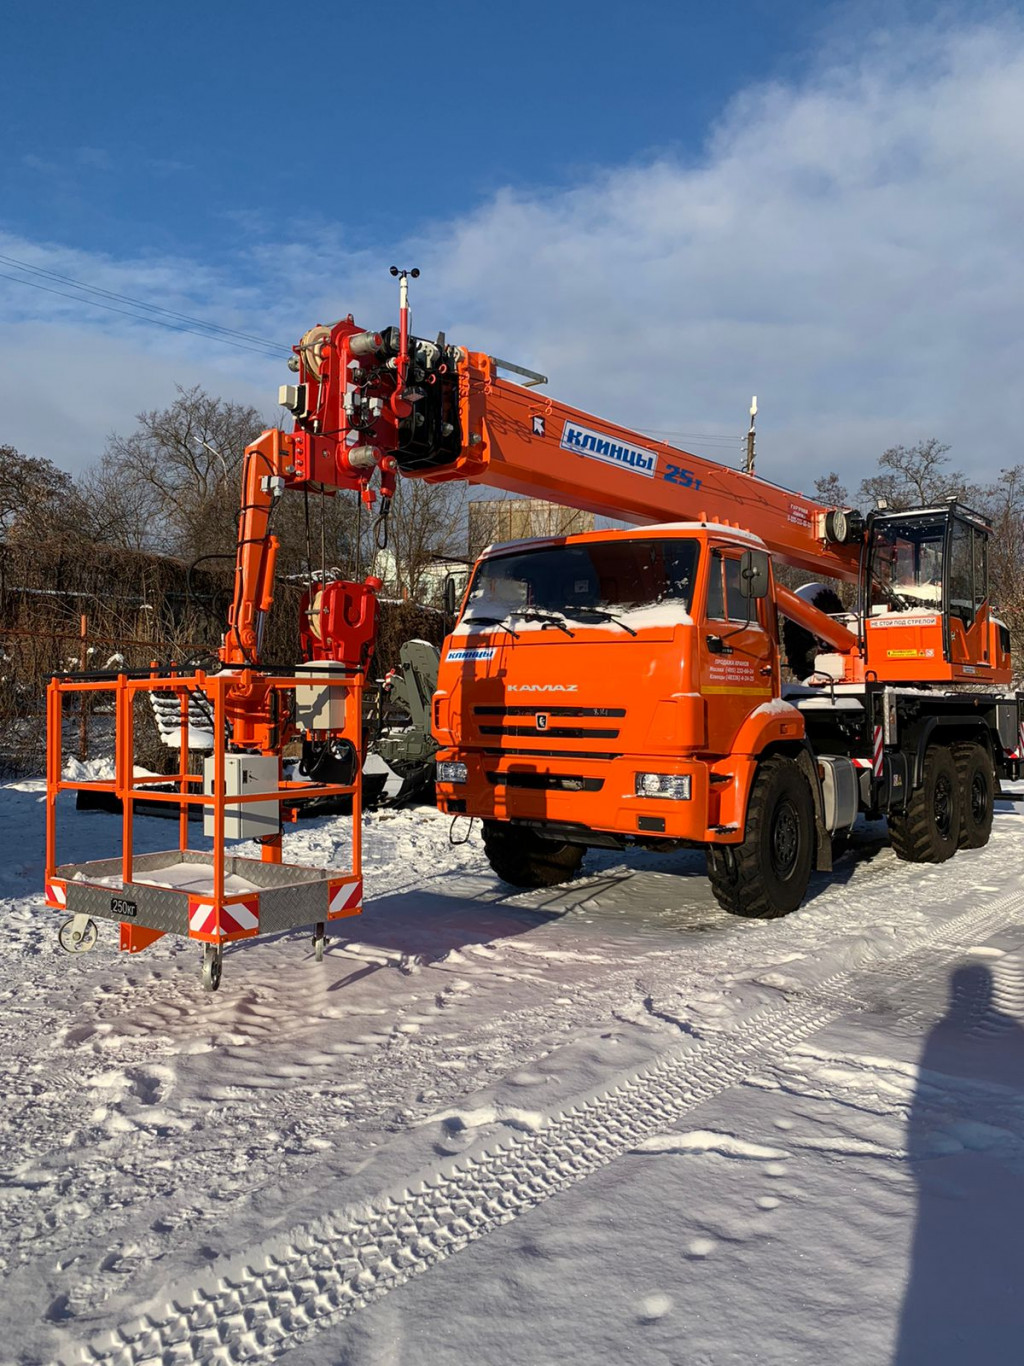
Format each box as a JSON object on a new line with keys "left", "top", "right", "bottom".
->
{"left": 868, "top": 516, "right": 946, "bottom": 612}
{"left": 462, "top": 538, "right": 699, "bottom": 622}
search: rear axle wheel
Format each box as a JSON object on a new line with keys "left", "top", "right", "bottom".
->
{"left": 889, "top": 744, "right": 961, "bottom": 863}
{"left": 954, "top": 742, "right": 994, "bottom": 850}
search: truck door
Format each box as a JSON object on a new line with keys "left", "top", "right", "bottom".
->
{"left": 699, "top": 548, "right": 774, "bottom": 757}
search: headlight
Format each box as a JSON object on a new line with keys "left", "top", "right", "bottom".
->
{"left": 635, "top": 772, "right": 691, "bottom": 800}
{"left": 437, "top": 761, "right": 468, "bottom": 785}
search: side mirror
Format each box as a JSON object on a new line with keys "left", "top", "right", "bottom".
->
{"left": 443, "top": 575, "right": 459, "bottom": 616}
{"left": 738, "top": 548, "right": 770, "bottom": 599}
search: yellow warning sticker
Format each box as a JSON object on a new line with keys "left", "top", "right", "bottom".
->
{"left": 887, "top": 648, "right": 922, "bottom": 658}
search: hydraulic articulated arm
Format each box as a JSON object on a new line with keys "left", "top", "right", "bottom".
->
{"left": 222, "top": 429, "right": 288, "bottom": 667}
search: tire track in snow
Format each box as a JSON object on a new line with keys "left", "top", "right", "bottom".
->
{"left": 78, "top": 884, "right": 1024, "bottom": 1366}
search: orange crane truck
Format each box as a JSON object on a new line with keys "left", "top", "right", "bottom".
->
{"left": 44, "top": 274, "right": 1024, "bottom": 988}
{"left": 274, "top": 275, "right": 1021, "bottom": 918}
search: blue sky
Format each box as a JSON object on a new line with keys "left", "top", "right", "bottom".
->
{"left": 2, "top": 1, "right": 1023, "bottom": 493}
{"left": 2, "top": 1, "right": 823, "bottom": 264}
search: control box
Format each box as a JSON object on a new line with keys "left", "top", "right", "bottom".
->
{"left": 203, "top": 754, "right": 280, "bottom": 840}
{"left": 295, "top": 660, "right": 350, "bottom": 731}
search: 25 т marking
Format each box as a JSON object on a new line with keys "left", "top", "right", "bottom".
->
{"left": 663, "top": 463, "right": 702, "bottom": 490}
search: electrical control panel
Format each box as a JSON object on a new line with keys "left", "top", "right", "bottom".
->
{"left": 203, "top": 754, "right": 280, "bottom": 840}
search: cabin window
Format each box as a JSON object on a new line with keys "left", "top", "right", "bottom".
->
{"left": 706, "top": 550, "right": 754, "bottom": 624}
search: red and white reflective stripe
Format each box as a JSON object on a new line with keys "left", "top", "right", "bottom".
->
{"left": 328, "top": 878, "right": 362, "bottom": 916}
{"left": 45, "top": 881, "right": 67, "bottom": 907}
{"left": 189, "top": 896, "right": 259, "bottom": 937}
{"left": 850, "top": 758, "right": 873, "bottom": 769}
{"left": 872, "top": 725, "right": 884, "bottom": 778}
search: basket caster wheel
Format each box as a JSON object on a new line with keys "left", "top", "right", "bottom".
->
{"left": 202, "top": 945, "right": 223, "bottom": 993}
{"left": 58, "top": 916, "right": 98, "bottom": 954}
{"left": 313, "top": 923, "right": 326, "bottom": 963}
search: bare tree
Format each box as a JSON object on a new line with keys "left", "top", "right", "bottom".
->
{"left": 979, "top": 464, "right": 1024, "bottom": 677}
{"left": 369, "top": 478, "right": 467, "bottom": 601}
{"left": 82, "top": 386, "right": 268, "bottom": 560}
{"left": 77, "top": 387, "right": 362, "bottom": 578}
{"left": 0, "top": 445, "right": 82, "bottom": 542}
{"left": 813, "top": 471, "right": 849, "bottom": 507}
{"left": 75, "top": 459, "right": 164, "bottom": 550}
{"left": 858, "top": 439, "right": 972, "bottom": 511}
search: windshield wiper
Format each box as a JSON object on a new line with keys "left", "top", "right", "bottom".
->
{"left": 569, "top": 607, "right": 639, "bottom": 637}
{"left": 518, "top": 609, "right": 575, "bottom": 637}
{"left": 463, "top": 614, "right": 520, "bottom": 639}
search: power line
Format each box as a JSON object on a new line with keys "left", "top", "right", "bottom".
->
{"left": 0, "top": 254, "right": 753, "bottom": 457}
{"left": 0, "top": 249, "right": 286, "bottom": 352}
{"left": 0, "top": 269, "right": 287, "bottom": 360}
{"left": 637, "top": 430, "right": 742, "bottom": 448}
{"left": 637, "top": 426, "right": 740, "bottom": 441}
{"left": 0, "top": 253, "right": 288, "bottom": 359}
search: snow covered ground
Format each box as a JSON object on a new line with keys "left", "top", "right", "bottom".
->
{"left": 2, "top": 778, "right": 1024, "bottom": 1365}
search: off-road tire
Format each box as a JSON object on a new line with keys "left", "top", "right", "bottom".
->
{"left": 782, "top": 585, "right": 845, "bottom": 679}
{"left": 888, "top": 743, "right": 961, "bottom": 863}
{"left": 482, "top": 821, "right": 585, "bottom": 889}
{"left": 706, "top": 756, "right": 815, "bottom": 918}
{"left": 953, "top": 742, "right": 994, "bottom": 850}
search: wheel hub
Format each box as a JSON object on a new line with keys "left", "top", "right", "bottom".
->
{"left": 771, "top": 799, "right": 800, "bottom": 880}
{"left": 971, "top": 772, "right": 988, "bottom": 825}
{"left": 933, "top": 774, "right": 953, "bottom": 839}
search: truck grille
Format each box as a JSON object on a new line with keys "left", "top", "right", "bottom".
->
{"left": 474, "top": 706, "right": 625, "bottom": 718}
{"left": 485, "top": 772, "right": 604, "bottom": 792}
{"left": 474, "top": 705, "right": 624, "bottom": 749}
{"left": 482, "top": 747, "right": 620, "bottom": 761}
{"left": 480, "top": 725, "right": 619, "bottom": 739}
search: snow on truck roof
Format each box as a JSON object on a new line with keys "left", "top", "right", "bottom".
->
{"left": 478, "top": 522, "right": 768, "bottom": 558}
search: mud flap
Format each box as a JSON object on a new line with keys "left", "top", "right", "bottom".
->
{"left": 795, "top": 746, "right": 832, "bottom": 872}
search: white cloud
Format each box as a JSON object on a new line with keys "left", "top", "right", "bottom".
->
{"left": 396, "top": 17, "right": 1024, "bottom": 496}
{"left": 3, "top": 14, "right": 1023, "bottom": 505}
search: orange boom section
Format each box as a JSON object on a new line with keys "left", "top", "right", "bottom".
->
{"left": 283, "top": 313, "right": 864, "bottom": 583}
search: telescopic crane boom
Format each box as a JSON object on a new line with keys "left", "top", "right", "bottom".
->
{"left": 229, "top": 286, "right": 866, "bottom": 672}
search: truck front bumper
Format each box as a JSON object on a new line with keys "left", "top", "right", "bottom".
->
{"left": 434, "top": 748, "right": 729, "bottom": 844}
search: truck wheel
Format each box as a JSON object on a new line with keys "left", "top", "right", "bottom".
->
{"left": 482, "top": 821, "right": 584, "bottom": 889}
{"left": 706, "top": 757, "right": 815, "bottom": 918}
{"left": 888, "top": 744, "right": 961, "bottom": 863}
{"left": 954, "top": 743, "right": 994, "bottom": 849}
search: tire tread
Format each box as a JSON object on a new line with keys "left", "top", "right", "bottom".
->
{"left": 482, "top": 822, "right": 584, "bottom": 888}
{"left": 889, "top": 744, "right": 960, "bottom": 863}
{"left": 707, "top": 756, "right": 814, "bottom": 919}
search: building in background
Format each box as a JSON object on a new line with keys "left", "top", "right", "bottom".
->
{"left": 468, "top": 498, "right": 594, "bottom": 559}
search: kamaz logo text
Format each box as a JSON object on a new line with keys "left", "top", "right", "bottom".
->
{"left": 560, "top": 421, "right": 656, "bottom": 478}
{"left": 508, "top": 684, "right": 579, "bottom": 693}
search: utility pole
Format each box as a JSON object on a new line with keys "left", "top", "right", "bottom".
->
{"left": 744, "top": 396, "right": 757, "bottom": 475}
